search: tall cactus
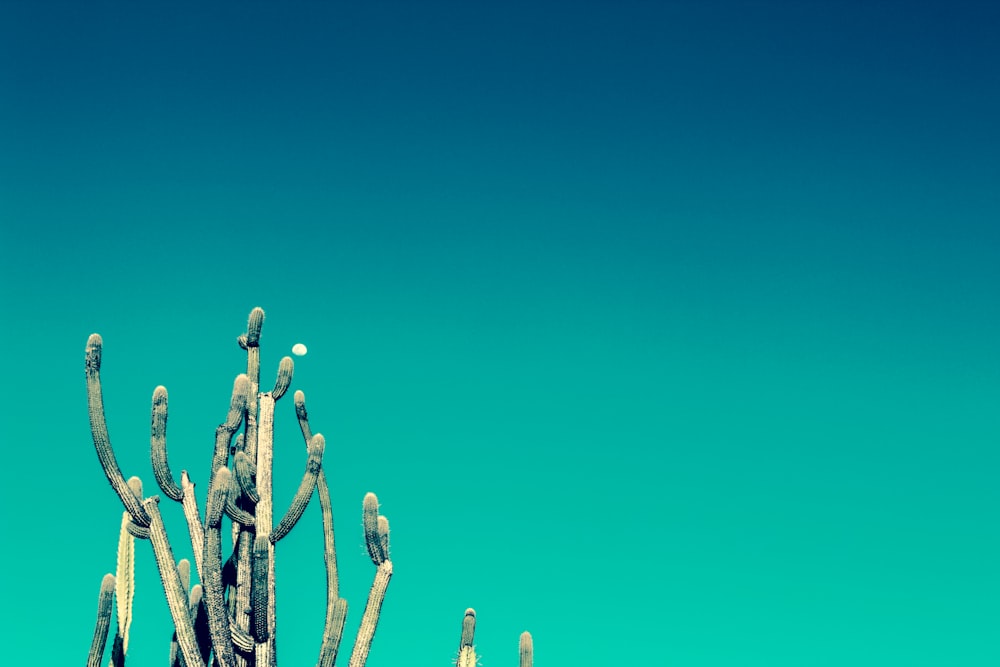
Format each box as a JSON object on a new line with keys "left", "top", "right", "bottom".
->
{"left": 85, "top": 307, "right": 532, "bottom": 666}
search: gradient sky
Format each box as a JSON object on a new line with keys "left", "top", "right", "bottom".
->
{"left": 2, "top": 1, "right": 999, "bottom": 665}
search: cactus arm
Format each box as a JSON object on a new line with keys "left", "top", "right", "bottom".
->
{"left": 202, "top": 468, "right": 236, "bottom": 667}
{"left": 209, "top": 375, "right": 249, "bottom": 494}
{"left": 456, "top": 608, "right": 477, "bottom": 667}
{"left": 348, "top": 494, "right": 393, "bottom": 667}
{"left": 142, "top": 497, "right": 206, "bottom": 667}
{"left": 362, "top": 493, "right": 387, "bottom": 566}
{"left": 239, "top": 307, "right": 264, "bottom": 399}
{"left": 347, "top": 559, "right": 392, "bottom": 667}
{"left": 150, "top": 385, "right": 183, "bottom": 501}
{"left": 270, "top": 433, "right": 324, "bottom": 543}
{"left": 233, "top": 451, "right": 259, "bottom": 503}
{"left": 520, "top": 631, "right": 533, "bottom": 667}
{"left": 85, "top": 334, "right": 151, "bottom": 527}
{"left": 271, "top": 356, "right": 294, "bottom": 400}
{"left": 223, "top": 471, "right": 255, "bottom": 526}
{"left": 115, "top": 512, "right": 135, "bottom": 657}
{"left": 294, "top": 390, "right": 347, "bottom": 667}
{"left": 87, "top": 573, "right": 115, "bottom": 667}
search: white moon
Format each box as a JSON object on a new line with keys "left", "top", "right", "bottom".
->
{"left": 291, "top": 343, "right": 308, "bottom": 356}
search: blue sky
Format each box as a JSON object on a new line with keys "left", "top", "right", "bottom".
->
{"left": 2, "top": 2, "right": 999, "bottom": 665}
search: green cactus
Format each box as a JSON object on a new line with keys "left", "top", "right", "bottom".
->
{"left": 84, "top": 307, "right": 533, "bottom": 666}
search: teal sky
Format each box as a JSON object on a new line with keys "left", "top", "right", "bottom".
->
{"left": 2, "top": 1, "right": 999, "bottom": 665}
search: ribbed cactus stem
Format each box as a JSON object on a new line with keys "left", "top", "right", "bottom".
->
{"left": 202, "top": 468, "right": 235, "bottom": 667}
{"left": 349, "top": 494, "right": 393, "bottom": 667}
{"left": 256, "top": 392, "right": 278, "bottom": 663}
{"left": 179, "top": 471, "right": 203, "bottom": 579}
{"left": 246, "top": 307, "right": 264, "bottom": 347}
{"left": 85, "top": 334, "right": 151, "bottom": 527}
{"left": 348, "top": 559, "right": 392, "bottom": 667}
{"left": 251, "top": 535, "right": 270, "bottom": 642}
{"left": 142, "top": 497, "right": 206, "bottom": 667}
{"left": 294, "top": 390, "right": 346, "bottom": 667}
{"left": 115, "top": 512, "right": 134, "bottom": 656}
{"left": 456, "top": 608, "right": 477, "bottom": 667}
{"left": 223, "top": 470, "right": 255, "bottom": 525}
{"left": 243, "top": 308, "right": 264, "bottom": 393}
{"left": 233, "top": 451, "right": 259, "bottom": 503}
{"left": 519, "top": 631, "right": 533, "bottom": 667}
{"left": 271, "top": 356, "right": 294, "bottom": 400}
{"left": 362, "top": 493, "right": 387, "bottom": 566}
{"left": 209, "top": 375, "right": 249, "bottom": 493}
{"left": 87, "top": 573, "right": 115, "bottom": 667}
{"left": 150, "top": 385, "right": 183, "bottom": 501}
{"left": 317, "top": 597, "right": 348, "bottom": 667}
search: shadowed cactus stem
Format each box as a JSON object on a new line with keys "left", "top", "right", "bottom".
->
{"left": 456, "top": 608, "right": 477, "bottom": 667}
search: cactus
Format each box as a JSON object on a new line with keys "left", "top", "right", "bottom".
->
{"left": 85, "top": 307, "right": 533, "bottom": 666}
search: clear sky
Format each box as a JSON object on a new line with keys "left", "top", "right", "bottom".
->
{"left": 2, "top": 1, "right": 999, "bottom": 665}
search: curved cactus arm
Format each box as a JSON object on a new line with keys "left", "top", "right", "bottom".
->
{"left": 202, "top": 468, "right": 236, "bottom": 667}
{"left": 271, "top": 356, "right": 294, "bottom": 400}
{"left": 294, "top": 390, "right": 346, "bottom": 667}
{"left": 348, "top": 494, "right": 393, "bottom": 667}
{"left": 456, "top": 608, "right": 477, "bottom": 667}
{"left": 270, "top": 433, "right": 324, "bottom": 543}
{"left": 362, "top": 493, "right": 388, "bottom": 566}
{"left": 85, "top": 334, "right": 151, "bottom": 527}
{"left": 520, "top": 631, "right": 533, "bottom": 667}
{"left": 233, "top": 451, "right": 259, "bottom": 503}
{"left": 150, "top": 385, "right": 183, "bottom": 501}
{"left": 209, "top": 375, "right": 250, "bottom": 493}
{"left": 142, "top": 497, "right": 206, "bottom": 667}
{"left": 223, "top": 472, "right": 255, "bottom": 526}
{"left": 115, "top": 512, "right": 135, "bottom": 657}
{"left": 86, "top": 573, "right": 115, "bottom": 667}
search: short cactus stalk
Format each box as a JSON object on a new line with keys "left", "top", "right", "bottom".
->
{"left": 84, "top": 307, "right": 534, "bottom": 666}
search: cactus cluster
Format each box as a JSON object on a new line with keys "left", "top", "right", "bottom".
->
{"left": 85, "top": 307, "right": 532, "bottom": 667}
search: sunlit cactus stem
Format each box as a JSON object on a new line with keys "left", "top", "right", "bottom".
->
{"left": 520, "top": 631, "right": 533, "bottom": 667}
{"left": 115, "top": 511, "right": 135, "bottom": 658}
